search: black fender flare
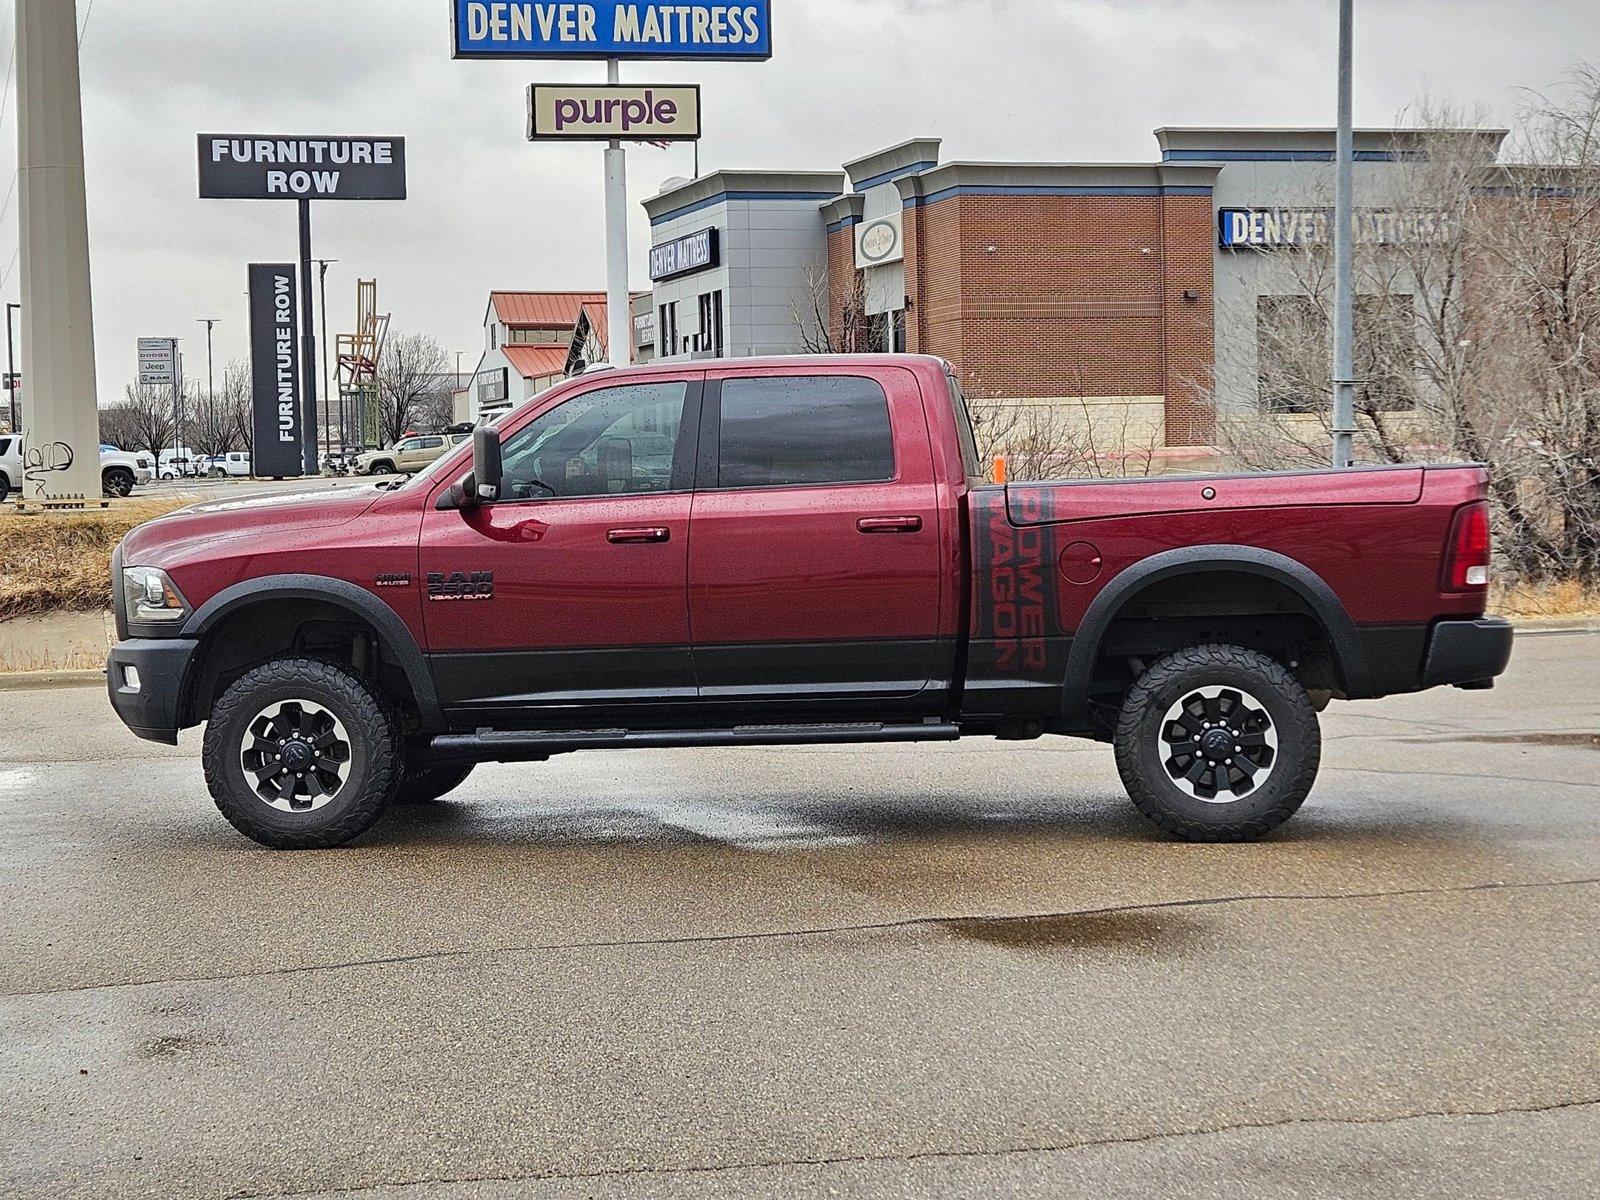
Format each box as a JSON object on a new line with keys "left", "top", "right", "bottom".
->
{"left": 1061, "top": 544, "right": 1366, "bottom": 720}
{"left": 179, "top": 574, "right": 444, "bottom": 730}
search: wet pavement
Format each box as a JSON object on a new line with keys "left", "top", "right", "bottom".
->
{"left": 1, "top": 630, "right": 1597, "bottom": 1198}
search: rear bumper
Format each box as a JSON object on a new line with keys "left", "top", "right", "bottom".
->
{"left": 1422, "top": 617, "right": 1514, "bottom": 689}
{"left": 106, "top": 638, "right": 198, "bottom": 745}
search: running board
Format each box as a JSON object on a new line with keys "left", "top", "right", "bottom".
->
{"left": 429, "top": 720, "right": 960, "bottom": 761}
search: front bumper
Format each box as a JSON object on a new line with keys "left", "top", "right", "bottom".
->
{"left": 106, "top": 637, "right": 199, "bottom": 744}
{"left": 1422, "top": 617, "right": 1514, "bottom": 689}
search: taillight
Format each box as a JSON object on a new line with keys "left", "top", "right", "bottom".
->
{"left": 1443, "top": 501, "right": 1491, "bottom": 590}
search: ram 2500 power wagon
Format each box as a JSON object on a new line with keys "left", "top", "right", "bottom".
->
{"left": 105, "top": 354, "right": 1513, "bottom": 849}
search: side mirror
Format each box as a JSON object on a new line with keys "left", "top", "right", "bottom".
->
{"left": 474, "top": 425, "right": 503, "bottom": 502}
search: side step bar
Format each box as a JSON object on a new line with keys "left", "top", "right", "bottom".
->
{"left": 429, "top": 720, "right": 960, "bottom": 761}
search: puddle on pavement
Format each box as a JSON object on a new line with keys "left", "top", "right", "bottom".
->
{"left": 942, "top": 908, "right": 1204, "bottom": 957}
{"left": 1412, "top": 732, "right": 1600, "bottom": 750}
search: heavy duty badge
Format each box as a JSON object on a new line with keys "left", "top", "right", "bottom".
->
{"left": 426, "top": 570, "right": 494, "bottom": 601}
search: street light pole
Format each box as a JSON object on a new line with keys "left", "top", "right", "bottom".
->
{"left": 1331, "top": 0, "right": 1356, "bottom": 468}
{"left": 4, "top": 303, "right": 18, "bottom": 431}
{"left": 197, "top": 318, "right": 219, "bottom": 452}
{"left": 313, "top": 258, "right": 337, "bottom": 455}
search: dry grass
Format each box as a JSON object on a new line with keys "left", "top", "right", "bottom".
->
{"left": 1491, "top": 578, "right": 1600, "bottom": 619}
{"left": 0, "top": 498, "right": 189, "bottom": 621}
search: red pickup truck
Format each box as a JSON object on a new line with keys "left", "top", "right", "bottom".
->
{"left": 107, "top": 354, "right": 1511, "bottom": 849}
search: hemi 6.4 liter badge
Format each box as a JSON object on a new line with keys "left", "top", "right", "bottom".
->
{"left": 374, "top": 572, "right": 411, "bottom": 588}
{"left": 427, "top": 570, "right": 494, "bottom": 601}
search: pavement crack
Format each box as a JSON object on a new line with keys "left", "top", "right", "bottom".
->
{"left": 5, "top": 875, "right": 1598, "bottom": 1001}
{"left": 1327, "top": 765, "right": 1599, "bottom": 789}
{"left": 221, "top": 1095, "right": 1600, "bottom": 1198}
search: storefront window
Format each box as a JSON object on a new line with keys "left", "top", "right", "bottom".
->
{"left": 1257, "top": 294, "right": 1416, "bottom": 413}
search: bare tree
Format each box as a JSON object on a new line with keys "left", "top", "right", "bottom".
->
{"left": 375, "top": 332, "right": 452, "bottom": 445}
{"left": 98, "top": 402, "right": 142, "bottom": 450}
{"left": 790, "top": 267, "right": 871, "bottom": 353}
{"left": 219, "top": 361, "right": 253, "bottom": 454}
{"left": 1207, "top": 68, "right": 1600, "bottom": 584}
{"left": 121, "top": 383, "right": 177, "bottom": 458}
{"left": 183, "top": 379, "right": 237, "bottom": 459}
{"left": 962, "top": 353, "right": 1166, "bottom": 482}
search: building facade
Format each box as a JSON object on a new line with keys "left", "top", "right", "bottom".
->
{"left": 634, "top": 126, "right": 1507, "bottom": 457}
{"left": 641, "top": 170, "right": 844, "bottom": 360}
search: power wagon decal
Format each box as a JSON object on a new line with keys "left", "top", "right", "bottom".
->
{"left": 967, "top": 486, "right": 1070, "bottom": 710}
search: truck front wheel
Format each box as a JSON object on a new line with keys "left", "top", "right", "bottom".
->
{"left": 201, "top": 657, "right": 402, "bottom": 849}
{"left": 1113, "top": 643, "right": 1321, "bottom": 842}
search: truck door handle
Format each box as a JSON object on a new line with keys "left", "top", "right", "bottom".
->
{"left": 857, "top": 515, "right": 922, "bottom": 533}
{"left": 606, "top": 526, "right": 670, "bottom": 544}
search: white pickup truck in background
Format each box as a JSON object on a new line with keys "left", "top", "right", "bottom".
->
{"left": 0, "top": 435, "right": 153, "bottom": 497}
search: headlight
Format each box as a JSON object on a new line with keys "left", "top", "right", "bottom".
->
{"left": 122, "top": 567, "right": 189, "bottom": 624}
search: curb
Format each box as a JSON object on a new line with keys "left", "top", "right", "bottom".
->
{"left": 0, "top": 667, "right": 105, "bottom": 691}
{"left": 1507, "top": 616, "right": 1600, "bottom": 633}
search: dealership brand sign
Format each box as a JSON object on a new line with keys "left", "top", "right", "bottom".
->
{"left": 198, "top": 135, "right": 407, "bottom": 200}
{"left": 1219, "top": 207, "right": 1454, "bottom": 249}
{"left": 136, "top": 337, "right": 177, "bottom": 387}
{"left": 527, "top": 84, "right": 700, "bottom": 140}
{"left": 649, "top": 227, "right": 719, "bottom": 280}
{"left": 248, "top": 264, "right": 305, "bottom": 477}
{"left": 452, "top": 1, "right": 771, "bottom": 59}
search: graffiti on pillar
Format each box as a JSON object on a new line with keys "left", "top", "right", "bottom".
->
{"left": 22, "top": 439, "right": 76, "bottom": 499}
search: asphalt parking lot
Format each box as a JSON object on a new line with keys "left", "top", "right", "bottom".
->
{"left": 2, "top": 630, "right": 1597, "bottom": 1198}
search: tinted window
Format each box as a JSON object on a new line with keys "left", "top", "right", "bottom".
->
{"left": 417, "top": 437, "right": 444, "bottom": 449}
{"left": 501, "top": 380, "right": 687, "bottom": 500}
{"left": 716, "top": 375, "right": 894, "bottom": 488}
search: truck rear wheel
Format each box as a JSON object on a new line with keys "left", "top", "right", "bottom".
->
{"left": 201, "top": 657, "right": 401, "bottom": 849}
{"left": 1113, "top": 643, "right": 1320, "bottom": 842}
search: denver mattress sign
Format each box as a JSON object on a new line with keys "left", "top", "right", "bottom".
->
{"left": 452, "top": 1, "right": 771, "bottom": 59}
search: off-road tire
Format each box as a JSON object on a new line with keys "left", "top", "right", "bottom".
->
{"left": 202, "top": 657, "right": 402, "bottom": 849}
{"left": 102, "top": 466, "right": 135, "bottom": 497}
{"left": 394, "top": 762, "right": 475, "bottom": 804}
{"left": 1113, "top": 643, "right": 1320, "bottom": 842}
{"left": 366, "top": 459, "right": 395, "bottom": 476}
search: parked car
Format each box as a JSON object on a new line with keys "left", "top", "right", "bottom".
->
{"left": 204, "top": 452, "right": 251, "bottom": 478}
{"left": 0, "top": 435, "right": 150, "bottom": 497}
{"left": 350, "top": 432, "right": 466, "bottom": 476}
{"left": 158, "top": 449, "right": 204, "bottom": 479}
{"left": 105, "top": 354, "right": 1512, "bottom": 849}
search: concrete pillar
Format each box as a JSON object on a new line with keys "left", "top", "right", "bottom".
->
{"left": 17, "top": 0, "right": 101, "bottom": 504}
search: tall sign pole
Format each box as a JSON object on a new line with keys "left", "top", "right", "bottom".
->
{"left": 1331, "top": 0, "right": 1356, "bottom": 468}
{"left": 452, "top": 0, "right": 770, "bottom": 366}
{"left": 16, "top": 0, "right": 101, "bottom": 504}
{"left": 197, "top": 134, "right": 405, "bottom": 475}
{"left": 602, "top": 59, "right": 631, "bottom": 365}
{"left": 297, "top": 200, "right": 320, "bottom": 473}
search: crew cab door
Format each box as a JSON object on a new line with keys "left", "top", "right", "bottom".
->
{"left": 687, "top": 365, "right": 949, "bottom": 705}
{"left": 420, "top": 372, "right": 703, "bottom": 723}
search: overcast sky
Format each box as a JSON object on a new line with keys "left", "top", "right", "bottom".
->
{"left": 4, "top": 0, "right": 1598, "bottom": 402}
